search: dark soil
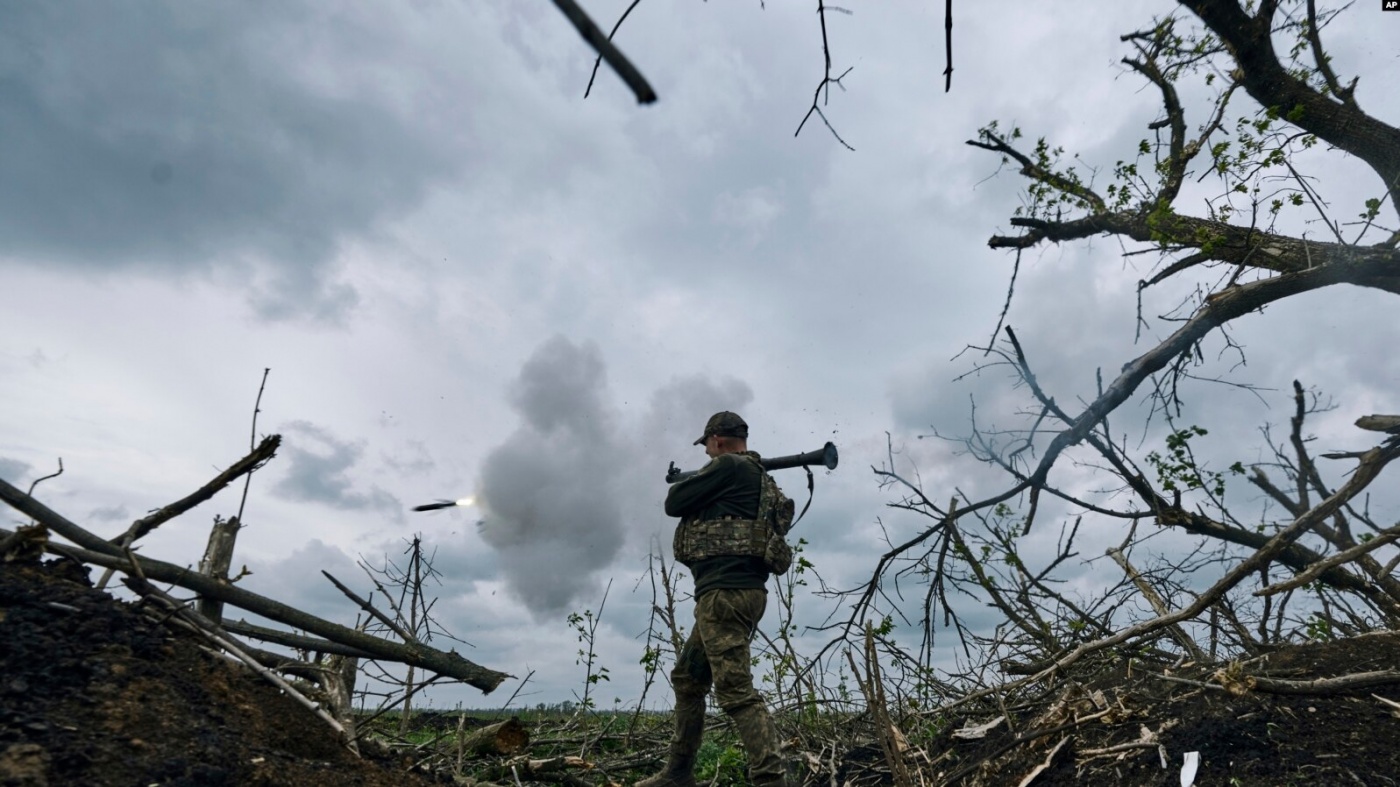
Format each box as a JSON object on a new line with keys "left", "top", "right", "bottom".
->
{"left": 919, "top": 635, "right": 1400, "bottom": 786}
{"left": 7, "top": 553, "right": 1400, "bottom": 787}
{"left": 0, "top": 556, "right": 434, "bottom": 787}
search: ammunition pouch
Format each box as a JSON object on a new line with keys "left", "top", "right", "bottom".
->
{"left": 673, "top": 515, "right": 791, "bottom": 575}
{"left": 674, "top": 516, "right": 769, "bottom": 567}
{"left": 671, "top": 456, "right": 795, "bottom": 576}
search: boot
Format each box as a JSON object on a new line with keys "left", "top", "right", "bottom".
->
{"left": 729, "top": 702, "right": 787, "bottom": 787}
{"left": 636, "top": 693, "right": 705, "bottom": 787}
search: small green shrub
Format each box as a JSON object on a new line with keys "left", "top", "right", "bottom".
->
{"left": 695, "top": 739, "right": 748, "bottom": 786}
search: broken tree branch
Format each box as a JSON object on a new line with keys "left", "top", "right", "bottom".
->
{"left": 1252, "top": 670, "right": 1400, "bottom": 695}
{"left": 938, "top": 437, "right": 1400, "bottom": 714}
{"left": 551, "top": 0, "right": 656, "bottom": 104}
{"left": 1257, "top": 520, "right": 1400, "bottom": 598}
{"left": 222, "top": 619, "right": 379, "bottom": 660}
{"left": 0, "top": 479, "right": 510, "bottom": 693}
{"left": 112, "top": 435, "right": 281, "bottom": 547}
{"left": 322, "top": 569, "right": 418, "bottom": 644}
{"left": 94, "top": 428, "right": 277, "bottom": 592}
{"left": 25, "top": 458, "right": 63, "bottom": 497}
{"left": 1107, "top": 546, "right": 1208, "bottom": 663}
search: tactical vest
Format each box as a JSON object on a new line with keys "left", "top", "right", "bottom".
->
{"left": 673, "top": 454, "right": 795, "bottom": 575}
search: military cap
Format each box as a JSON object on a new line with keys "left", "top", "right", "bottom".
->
{"left": 694, "top": 411, "right": 749, "bottom": 445}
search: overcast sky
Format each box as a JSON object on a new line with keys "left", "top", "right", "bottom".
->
{"left": 3, "top": 1, "right": 1397, "bottom": 710}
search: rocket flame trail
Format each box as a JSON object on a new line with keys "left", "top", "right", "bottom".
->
{"left": 412, "top": 496, "right": 475, "bottom": 512}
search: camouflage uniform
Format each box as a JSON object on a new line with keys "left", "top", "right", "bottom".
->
{"left": 638, "top": 412, "right": 787, "bottom": 787}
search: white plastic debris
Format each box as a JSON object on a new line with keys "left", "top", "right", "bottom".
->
{"left": 1180, "top": 751, "right": 1200, "bottom": 787}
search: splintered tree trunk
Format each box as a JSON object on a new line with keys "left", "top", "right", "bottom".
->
{"left": 397, "top": 536, "right": 427, "bottom": 736}
{"left": 460, "top": 717, "right": 530, "bottom": 758}
{"left": 197, "top": 516, "right": 240, "bottom": 623}
{"left": 398, "top": 664, "right": 416, "bottom": 736}
{"left": 322, "top": 653, "right": 360, "bottom": 745}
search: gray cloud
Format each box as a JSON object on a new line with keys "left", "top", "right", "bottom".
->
{"left": 271, "top": 420, "right": 401, "bottom": 516}
{"left": 87, "top": 505, "right": 131, "bottom": 524}
{"left": 380, "top": 440, "right": 436, "bottom": 479}
{"left": 0, "top": 3, "right": 455, "bottom": 323}
{"left": 0, "top": 457, "right": 31, "bottom": 485}
{"left": 637, "top": 375, "right": 755, "bottom": 457}
{"left": 241, "top": 538, "right": 371, "bottom": 625}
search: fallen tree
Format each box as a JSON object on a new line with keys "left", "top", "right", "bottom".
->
{"left": 0, "top": 444, "right": 509, "bottom": 695}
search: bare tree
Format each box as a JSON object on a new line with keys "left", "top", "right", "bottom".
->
{"left": 843, "top": 0, "right": 1400, "bottom": 689}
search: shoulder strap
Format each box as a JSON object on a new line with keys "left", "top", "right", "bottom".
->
{"left": 746, "top": 454, "right": 773, "bottom": 528}
{"left": 792, "top": 465, "right": 815, "bottom": 527}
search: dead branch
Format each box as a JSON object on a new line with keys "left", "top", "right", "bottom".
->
{"left": 1356, "top": 415, "right": 1400, "bottom": 434}
{"left": 1075, "top": 721, "right": 1173, "bottom": 766}
{"left": 941, "top": 0, "right": 953, "bottom": 92}
{"left": 1257, "top": 520, "right": 1400, "bottom": 598}
{"left": 938, "top": 437, "right": 1400, "bottom": 716}
{"left": 845, "top": 624, "right": 915, "bottom": 787}
{"left": 583, "top": 0, "right": 643, "bottom": 100}
{"left": 0, "top": 479, "right": 509, "bottom": 693}
{"left": 479, "top": 754, "right": 595, "bottom": 783}
{"left": 235, "top": 367, "right": 271, "bottom": 523}
{"left": 1373, "top": 693, "right": 1400, "bottom": 716}
{"left": 322, "top": 569, "right": 418, "bottom": 644}
{"left": 1250, "top": 670, "right": 1400, "bottom": 694}
{"left": 1143, "top": 671, "right": 1224, "bottom": 692}
{"left": 111, "top": 435, "right": 281, "bottom": 547}
{"left": 24, "top": 458, "right": 63, "bottom": 496}
{"left": 1107, "top": 546, "right": 1207, "bottom": 663}
{"left": 318, "top": 652, "right": 360, "bottom": 745}
{"left": 793, "top": 0, "right": 855, "bottom": 151}
{"left": 551, "top": 0, "right": 656, "bottom": 104}
{"left": 221, "top": 618, "right": 377, "bottom": 659}
{"left": 1016, "top": 735, "right": 1070, "bottom": 786}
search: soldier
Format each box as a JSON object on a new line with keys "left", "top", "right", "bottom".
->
{"left": 638, "top": 411, "right": 788, "bottom": 787}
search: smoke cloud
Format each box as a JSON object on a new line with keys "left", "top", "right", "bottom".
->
{"left": 476, "top": 336, "right": 624, "bottom": 616}
{"left": 475, "top": 335, "right": 754, "bottom": 618}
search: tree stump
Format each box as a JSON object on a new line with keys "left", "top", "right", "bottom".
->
{"left": 461, "top": 717, "right": 530, "bottom": 758}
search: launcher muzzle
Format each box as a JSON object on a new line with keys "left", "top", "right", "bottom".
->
{"left": 665, "top": 441, "right": 838, "bottom": 483}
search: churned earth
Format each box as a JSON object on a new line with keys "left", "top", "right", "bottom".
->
{"left": 918, "top": 633, "right": 1400, "bottom": 786}
{"left": 5, "top": 553, "right": 1400, "bottom": 787}
{"left": 0, "top": 555, "right": 435, "bottom": 787}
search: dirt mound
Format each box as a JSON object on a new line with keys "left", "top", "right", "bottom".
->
{"left": 7, "top": 553, "right": 1400, "bottom": 786}
{"left": 919, "top": 635, "right": 1400, "bottom": 786}
{"left": 0, "top": 556, "right": 432, "bottom": 787}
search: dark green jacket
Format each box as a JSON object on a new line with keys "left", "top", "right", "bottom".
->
{"left": 665, "top": 451, "right": 768, "bottom": 596}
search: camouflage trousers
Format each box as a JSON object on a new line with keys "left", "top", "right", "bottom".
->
{"left": 672, "top": 588, "right": 785, "bottom": 785}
